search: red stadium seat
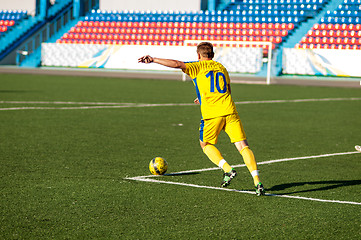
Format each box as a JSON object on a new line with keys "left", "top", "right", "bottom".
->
{"left": 90, "top": 33, "right": 96, "bottom": 40}
{"left": 210, "top": 22, "right": 217, "bottom": 29}
{"left": 274, "top": 23, "right": 282, "bottom": 29}
{"left": 320, "top": 23, "right": 327, "bottom": 30}
{"left": 0, "top": 26, "right": 7, "bottom": 32}
{"left": 56, "top": 11, "right": 309, "bottom": 49}
{"left": 98, "top": 21, "right": 105, "bottom": 27}
{"left": 2, "top": 20, "right": 14, "bottom": 26}
{"left": 287, "top": 23, "right": 294, "bottom": 30}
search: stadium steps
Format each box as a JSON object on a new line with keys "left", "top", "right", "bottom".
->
{"left": 0, "top": 0, "right": 73, "bottom": 64}
{"left": 18, "top": 1, "right": 76, "bottom": 67}
{"left": 0, "top": 16, "right": 44, "bottom": 62}
{"left": 47, "top": 0, "right": 73, "bottom": 19}
{"left": 20, "top": 0, "right": 99, "bottom": 67}
{"left": 217, "top": 0, "right": 233, "bottom": 11}
{"left": 272, "top": 0, "right": 345, "bottom": 75}
{"left": 282, "top": 0, "right": 346, "bottom": 48}
{"left": 20, "top": 18, "right": 80, "bottom": 67}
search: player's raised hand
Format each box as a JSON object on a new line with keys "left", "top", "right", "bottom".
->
{"left": 138, "top": 55, "right": 154, "bottom": 63}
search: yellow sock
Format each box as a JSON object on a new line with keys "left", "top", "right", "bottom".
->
{"left": 240, "top": 146, "right": 260, "bottom": 186}
{"left": 203, "top": 145, "right": 232, "bottom": 173}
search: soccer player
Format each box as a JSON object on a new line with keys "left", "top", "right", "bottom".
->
{"left": 138, "top": 42, "right": 265, "bottom": 196}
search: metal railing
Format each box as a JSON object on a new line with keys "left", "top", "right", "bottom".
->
{"left": 15, "top": 0, "right": 99, "bottom": 66}
{"left": 16, "top": 5, "right": 75, "bottom": 66}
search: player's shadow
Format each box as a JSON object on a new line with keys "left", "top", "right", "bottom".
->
{"left": 268, "top": 180, "right": 361, "bottom": 195}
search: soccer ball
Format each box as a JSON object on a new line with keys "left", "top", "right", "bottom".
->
{"left": 149, "top": 157, "right": 168, "bottom": 175}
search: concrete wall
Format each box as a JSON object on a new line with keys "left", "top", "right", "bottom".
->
{"left": 0, "top": 0, "right": 36, "bottom": 13}
{"left": 99, "top": 0, "right": 201, "bottom": 12}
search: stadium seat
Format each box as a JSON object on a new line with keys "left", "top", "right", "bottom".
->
{"left": 57, "top": 2, "right": 321, "bottom": 52}
{"left": 296, "top": 0, "right": 361, "bottom": 50}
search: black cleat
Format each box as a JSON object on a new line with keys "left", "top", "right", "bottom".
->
{"left": 255, "top": 183, "right": 265, "bottom": 196}
{"left": 221, "top": 169, "right": 237, "bottom": 187}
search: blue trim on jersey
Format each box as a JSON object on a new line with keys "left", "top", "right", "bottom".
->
{"left": 199, "top": 119, "right": 205, "bottom": 142}
{"left": 192, "top": 77, "right": 201, "bottom": 105}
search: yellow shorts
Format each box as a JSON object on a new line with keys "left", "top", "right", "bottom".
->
{"left": 199, "top": 113, "right": 247, "bottom": 144}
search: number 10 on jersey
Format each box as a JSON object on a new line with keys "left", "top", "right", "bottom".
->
{"left": 206, "top": 71, "right": 227, "bottom": 93}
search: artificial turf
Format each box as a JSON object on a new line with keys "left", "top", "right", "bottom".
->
{"left": 1, "top": 73, "right": 360, "bottom": 239}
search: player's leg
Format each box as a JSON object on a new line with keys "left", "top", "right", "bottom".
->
{"left": 200, "top": 117, "right": 232, "bottom": 172}
{"left": 201, "top": 141, "right": 232, "bottom": 173}
{"left": 199, "top": 118, "right": 236, "bottom": 187}
{"left": 225, "top": 114, "right": 265, "bottom": 195}
{"left": 234, "top": 140, "right": 260, "bottom": 185}
{"left": 201, "top": 141, "right": 237, "bottom": 187}
{"left": 235, "top": 141, "right": 265, "bottom": 196}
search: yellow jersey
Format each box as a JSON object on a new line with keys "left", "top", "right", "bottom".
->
{"left": 183, "top": 60, "right": 238, "bottom": 119}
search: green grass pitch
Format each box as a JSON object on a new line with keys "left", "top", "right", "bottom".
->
{"left": 1, "top": 73, "right": 361, "bottom": 239}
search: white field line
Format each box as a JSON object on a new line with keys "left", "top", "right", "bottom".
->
{"left": 128, "top": 177, "right": 361, "bottom": 206}
{"left": 0, "top": 97, "right": 361, "bottom": 111}
{"left": 128, "top": 151, "right": 359, "bottom": 179}
{"left": 126, "top": 151, "right": 361, "bottom": 205}
{"left": 0, "top": 101, "right": 136, "bottom": 105}
{"left": 0, "top": 106, "right": 137, "bottom": 111}
{"left": 234, "top": 97, "right": 361, "bottom": 105}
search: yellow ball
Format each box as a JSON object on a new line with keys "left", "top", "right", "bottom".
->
{"left": 149, "top": 157, "right": 168, "bottom": 175}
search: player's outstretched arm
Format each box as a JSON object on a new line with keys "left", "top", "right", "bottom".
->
{"left": 138, "top": 55, "right": 186, "bottom": 70}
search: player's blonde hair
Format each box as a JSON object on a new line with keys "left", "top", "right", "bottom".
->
{"left": 197, "top": 42, "right": 214, "bottom": 59}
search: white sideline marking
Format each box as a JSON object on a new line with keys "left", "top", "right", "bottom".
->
{"left": 0, "top": 106, "right": 136, "bottom": 111}
{"left": 0, "top": 97, "right": 361, "bottom": 111}
{"left": 234, "top": 97, "right": 361, "bottom": 105}
{"left": 0, "top": 101, "right": 135, "bottom": 105}
{"left": 129, "top": 177, "right": 361, "bottom": 206}
{"left": 126, "top": 151, "right": 361, "bottom": 205}
{"left": 128, "top": 151, "right": 359, "bottom": 179}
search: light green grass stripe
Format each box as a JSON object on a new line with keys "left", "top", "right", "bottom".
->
{"left": 1, "top": 97, "right": 361, "bottom": 111}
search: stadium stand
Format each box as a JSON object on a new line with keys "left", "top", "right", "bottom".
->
{"left": 0, "top": 10, "right": 28, "bottom": 37}
{"left": 297, "top": 0, "right": 361, "bottom": 49}
{"left": 2, "top": 0, "right": 360, "bottom": 78}
{"left": 47, "top": 0, "right": 73, "bottom": 19}
{"left": 0, "top": 9, "right": 28, "bottom": 21}
{"left": 58, "top": 18, "right": 292, "bottom": 48}
{"left": 55, "top": 12, "right": 287, "bottom": 54}
{"left": 52, "top": 0, "right": 338, "bottom": 58}
{"left": 0, "top": 0, "right": 98, "bottom": 66}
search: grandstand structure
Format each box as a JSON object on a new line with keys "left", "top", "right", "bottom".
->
{"left": 0, "top": 0, "right": 360, "bottom": 82}
{"left": 297, "top": 0, "right": 361, "bottom": 49}
{"left": 0, "top": 0, "right": 96, "bottom": 65}
{"left": 0, "top": 10, "right": 29, "bottom": 44}
{"left": 56, "top": 0, "right": 315, "bottom": 52}
{"left": 58, "top": 17, "right": 292, "bottom": 52}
